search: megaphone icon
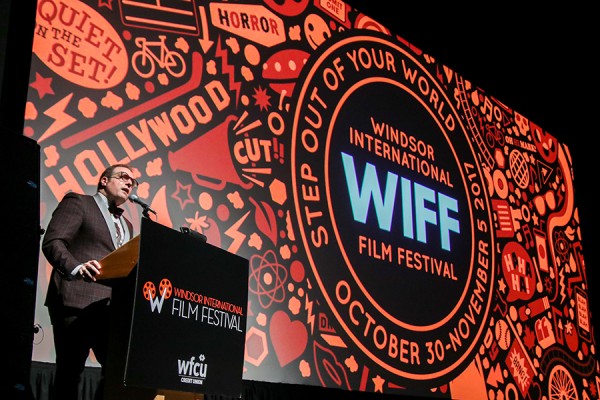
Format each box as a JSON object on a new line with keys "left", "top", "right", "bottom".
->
{"left": 168, "top": 115, "right": 253, "bottom": 190}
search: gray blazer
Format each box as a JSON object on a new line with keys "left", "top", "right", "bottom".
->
{"left": 42, "top": 192, "right": 134, "bottom": 310}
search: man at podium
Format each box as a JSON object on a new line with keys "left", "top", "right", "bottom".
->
{"left": 41, "top": 163, "right": 139, "bottom": 400}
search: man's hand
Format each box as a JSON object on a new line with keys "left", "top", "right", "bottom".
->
{"left": 79, "top": 260, "right": 102, "bottom": 281}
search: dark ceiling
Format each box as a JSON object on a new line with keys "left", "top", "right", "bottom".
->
{"left": 343, "top": 2, "right": 594, "bottom": 148}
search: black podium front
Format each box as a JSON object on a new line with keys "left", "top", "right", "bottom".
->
{"left": 102, "top": 218, "right": 249, "bottom": 399}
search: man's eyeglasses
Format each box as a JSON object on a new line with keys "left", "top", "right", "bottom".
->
{"left": 110, "top": 172, "right": 139, "bottom": 187}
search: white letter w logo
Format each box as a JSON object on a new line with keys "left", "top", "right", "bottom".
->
{"left": 148, "top": 287, "right": 168, "bottom": 313}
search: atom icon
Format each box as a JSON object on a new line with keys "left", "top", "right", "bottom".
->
{"left": 249, "top": 249, "right": 288, "bottom": 309}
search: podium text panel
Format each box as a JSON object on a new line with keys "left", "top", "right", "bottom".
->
{"left": 124, "top": 219, "right": 248, "bottom": 397}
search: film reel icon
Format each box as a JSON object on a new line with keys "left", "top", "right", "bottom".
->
{"left": 143, "top": 281, "right": 156, "bottom": 300}
{"left": 158, "top": 278, "right": 173, "bottom": 298}
{"left": 142, "top": 279, "right": 173, "bottom": 300}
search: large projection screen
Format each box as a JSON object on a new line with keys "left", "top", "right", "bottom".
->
{"left": 26, "top": 0, "right": 598, "bottom": 398}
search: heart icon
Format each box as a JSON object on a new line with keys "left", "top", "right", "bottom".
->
{"left": 269, "top": 310, "right": 308, "bottom": 367}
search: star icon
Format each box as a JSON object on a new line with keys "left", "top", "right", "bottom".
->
{"left": 171, "top": 180, "right": 194, "bottom": 209}
{"left": 498, "top": 277, "right": 507, "bottom": 294}
{"left": 99, "top": 0, "right": 113, "bottom": 9}
{"left": 372, "top": 374, "right": 385, "bottom": 393}
{"left": 29, "top": 72, "right": 55, "bottom": 99}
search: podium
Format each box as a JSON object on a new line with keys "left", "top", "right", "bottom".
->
{"left": 100, "top": 218, "right": 249, "bottom": 399}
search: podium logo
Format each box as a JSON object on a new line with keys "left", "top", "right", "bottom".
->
{"left": 142, "top": 278, "right": 173, "bottom": 313}
{"left": 177, "top": 354, "right": 207, "bottom": 385}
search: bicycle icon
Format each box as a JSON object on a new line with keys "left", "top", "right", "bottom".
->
{"left": 132, "top": 35, "right": 185, "bottom": 79}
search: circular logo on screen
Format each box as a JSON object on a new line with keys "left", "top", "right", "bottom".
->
{"left": 291, "top": 33, "right": 495, "bottom": 385}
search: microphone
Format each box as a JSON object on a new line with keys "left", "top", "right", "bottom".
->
{"left": 129, "top": 194, "right": 157, "bottom": 215}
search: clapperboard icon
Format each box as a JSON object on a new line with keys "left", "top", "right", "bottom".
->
{"left": 119, "top": 0, "right": 200, "bottom": 36}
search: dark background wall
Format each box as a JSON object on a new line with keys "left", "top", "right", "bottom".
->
{"left": 1, "top": 0, "right": 36, "bottom": 133}
{"left": 1, "top": 1, "right": 39, "bottom": 398}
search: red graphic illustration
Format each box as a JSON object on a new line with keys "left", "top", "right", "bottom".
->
{"left": 26, "top": 0, "right": 598, "bottom": 398}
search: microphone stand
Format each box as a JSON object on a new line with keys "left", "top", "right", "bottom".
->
{"left": 141, "top": 206, "right": 156, "bottom": 219}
